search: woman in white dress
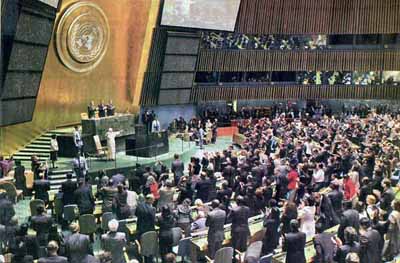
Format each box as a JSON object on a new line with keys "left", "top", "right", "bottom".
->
{"left": 298, "top": 196, "right": 316, "bottom": 238}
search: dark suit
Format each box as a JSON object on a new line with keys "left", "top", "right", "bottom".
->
{"left": 65, "top": 232, "right": 92, "bottom": 263}
{"left": 12, "top": 234, "right": 39, "bottom": 262}
{"left": 262, "top": 207, "right": 280, "bottom": 254}
{"left": 380, "top": 188, "right": 394, "bottom": 216}
{"left": 360, "top": 228, "right": 382, "bottom": 263}
{"left": 171, "top": 159, "right": 184, "bottom": 184}
{"left": 38, "top": 256, "right": 68, "bottom": 263}
{"left": 338, "top": 209, "right": 360, "bottom": 242}
{"left": 14, "top": 165, "right": 27, "bottom": 194}
{"left": 327, "top": 189, "right": 343, "bottom": 218}
{"left": 206, "top": 207, "right": 226, "bottom": 258}
{"left": 0, "top": 195, "right": 15, "bottom": 225}
{"left": 31, "top": 214, "right": 53, "bottom": 246}
{"left": 283, "top": 231, "right": 306, "bottom": 263}
{"left": 135, "top": 202, "right": 156, "bottom": 237}
{"left": 61, "top": 179, "right": 77, "bottom": 206}
{"left": 230, "top": 205, "right": 251, "bottom": 252}
{"left": 33, "top": 179, "right": 51, "bottom": 204}
{"left": 195, "top": 178, "right": 212, "bottom": 202}
{"left": 101, "top": 232, "right": 127, "bottom": 263}
{"left": 313, "top": 232, "right": 336, "bottom": 263}
{"left": 73, "top": 185, "right": 95, "bottom": 215}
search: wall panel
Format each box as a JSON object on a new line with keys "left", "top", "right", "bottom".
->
{"left": 190, "top": 85, "right": 400, "bottom": 102}
{"left": 196, "top": 50, "right": 400, "bottom": 72}
{"left": 235, "top": 0, "right": 400, "bottom": 34}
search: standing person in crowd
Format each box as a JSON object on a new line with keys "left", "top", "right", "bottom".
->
{"left": 338, "top": 201, "right": 359, "bottom": 242}
{"left": 379, "top": 178, "right": 395, "bottom": 220}
{"left": 113, "top": 184, "right": 131, "bottom": 220}
{"left": 206, "top": 200, "right": 226, "bottom": 259}
{"left": 335, "top": 227, "right": 360, "bottom": 263}
{"left": 383, "top": 199, "right": 400, "bottom": 261}
{"left": 157, "top": 180, "right": 175, "bottom": 211}
{"left": 96, "top": 176, "right": 117, "bottom": 213}
{"left": 157, "top": 206, "right": 176, "bottom": 262}
{"left": 73, "top": 126, "right": 83, "bottom": 155}
{"left": 151, "top": 116, "right": 161, "bottom": 133}
{"left": 50, "top": 134, "right": 59, "bottom": 169}
{"left": 287, "top": 163, "right": 299, "bottom": 201}
{"left": 64, "top": 222, "right": 93, "bottom": 263}
{"left": 313, "top": 223, "right": 339, "bottom": 263}
{"left": 30, "top": 205, "right": 53, "bottom": 246}
{"left": 176, "top": 198, "right": 192, "bottom": 237}
{"left": 101, "top": 220, "right": 127, "bottom": 263}
{"left": 60, "top": 172, "right": 77, "bottom": 206}
{"left": 283, "top": 219, "right": 306, "bottom": 263}
{"left": 198, "top": 126, "right": 205, "bottom": 149}
{"left": 229, "top": 196, "right": 251, "bottom": 256}
{"left": 262, "top": 199, "right": 280, "bottom": 255}
{"left": 171, "top": 154, "right": 184, "bottom": 186}
{"left": 105, "top": 128, "right": 122, "bottom": 161}
{"left": 73, "top": 179, "right": 95, "bottom": 215}
{"left": 14, "top": 160, "right": 27, "bottom": 195}
{"left": 135, "top": 194, "right": 156, "bottom": 238}
{"left": 298, "top": 196, "right": 316, "bottom": 238}
{"left": 359, "top": 217, "right": 382, "bottom": 263}
{"left": 38, "top": 241, "right": 68, "bottom": 263}
{"left": 33, "top": 175, "right": 51, "bottom": 205}
{"left": 144, "top": 176, "right": 159, "bottom": 204}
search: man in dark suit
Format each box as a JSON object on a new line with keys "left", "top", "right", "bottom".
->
{"left": 195, "top": 172, "right": 212, "bottom": 202}
{"left": 206, "top": 200, "right": 226, "bottom": 259}
{"left": 327, "top": 182, "right": 343, "bottom": 219}
{"left": 135, "top": 194, "right": 156, "bottom": 237}
{"left": 14, "top": 160, "right": 27, "bottom": 195}
{"left": 283, "top": 219, "right": 306, "bottom": 263}
{"left": 31, "top": 205, "right": 54, "bottom": 246}
{"left": 0, "top": 190, "right": 15, "bottom": 225}
{"left": 338, "top": 201, "right": 359, "bottom": 242}
{"left": 60, "top": 173, "right": 77, "bottom": 206}
{"left": 33, "top": 177, "right": 51, "bottom": 205}
{"left": 359, "top": 217, "right": 382, "bottom": 263}
{"left": 379, "top": 179, "right": 394, "bottom": 220}
{"left": 313, "top": 223, "right": 337, "bottom": 263}
{"left": 222, "top": 162, "right": 236, "bottom": 186}
{"left": 171, "top": 154, "right": 184, "bottom": 185}
{"left": 73, "top": 179, "right": 95, "bottom": 215}
{"left": 65, "top": 222, "right": 93, "bottom": 263}
{"left": 38, "top": 241, "right": 68, "bottom": 263}
{"left": 101, "top": 219, "right": 127, "bottom": 263}
{"left": 229, "top": 196, "right": 251, "bottom": 254}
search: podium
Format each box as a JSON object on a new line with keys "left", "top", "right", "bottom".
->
{"left": 58, "top": 114, "right": 136, "bottom": 157}
{"left": 126, "top": 131, "right": 169, "bottom": 157}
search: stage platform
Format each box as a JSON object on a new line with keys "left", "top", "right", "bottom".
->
{"left": 53, "top": 135, "right": 233, "bottom": 177}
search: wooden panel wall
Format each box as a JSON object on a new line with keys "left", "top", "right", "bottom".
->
{"left": 236, "top": 0, "right": 400, "bottom": 34}
{"left": 140, "top": 28, "right": 168, "bottom": 105}
{"left": 196, "top": 49, "right": 400, "bottom": 72}
{"left": 190, "top": 85, "right": 400, "bottom": 102}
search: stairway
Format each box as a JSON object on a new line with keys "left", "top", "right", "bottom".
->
{"left": 13, "top": 129, "right": 76, "bottom": 192}
{"left": 13, "top": 129, "right": 70, "bottom": 163}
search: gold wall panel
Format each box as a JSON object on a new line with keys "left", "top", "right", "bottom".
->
{"left": 0, "top": 0, "right": 160, "bottom": 155}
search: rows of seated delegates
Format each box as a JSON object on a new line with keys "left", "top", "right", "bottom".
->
{"left": 1, "top": 103, "right": 400, "bottom": 262}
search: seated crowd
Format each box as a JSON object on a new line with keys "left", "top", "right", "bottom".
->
{"left": 0, "top": 108, "right": 400, "bottom": 263}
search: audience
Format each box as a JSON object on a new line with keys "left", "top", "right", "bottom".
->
{"left": 0, "top": 105, "right": 400, "bottom": 263}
